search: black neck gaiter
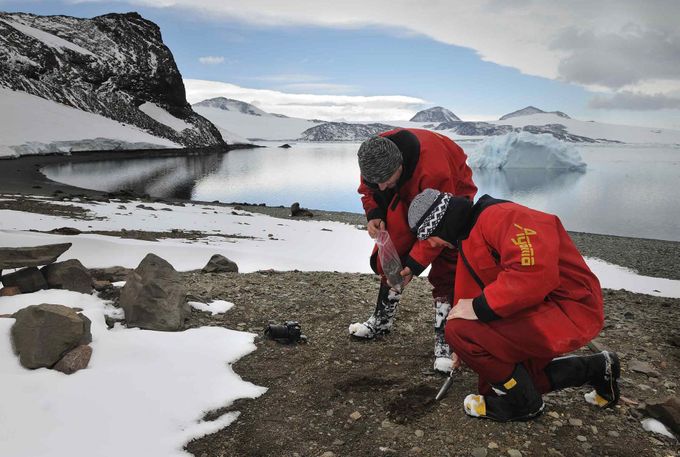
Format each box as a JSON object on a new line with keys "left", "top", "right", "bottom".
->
{"left": 432, "top": 197, "right": 474, "bottom": 243}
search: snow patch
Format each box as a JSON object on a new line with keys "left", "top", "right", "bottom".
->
{"left": 1, "top": 17, "right": 95, "bottom": 56}
{"left": 467, "top": 132, "right": 586, "bottom": 170}
{"left": 188, "top": 300, "right": 235, "bottom": 315}
{"left": 0, "top": 88, "right": 180, "bottom": 157}
{"left": 139, "top": 102, "right": 194, "bottom": 133}
{"left": 641, "top": 418, "right": 676, "bottom": 439}
{"left": 0, "top": 289, "right": 265, "bottom": 457}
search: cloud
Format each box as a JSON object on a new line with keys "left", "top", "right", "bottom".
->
{"left": 198, "top": 56, "right": 225, "bottom": 65}
{"left": 90, "top": 1, "right": 680, "bottom": 91}
{"left": 589, "top": 91, "right": 680, "bottom": 110}
{"left": 184, "top": 79, "right": 427, "bottom": 120}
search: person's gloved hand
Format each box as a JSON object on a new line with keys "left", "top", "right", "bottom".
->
{"left": 367, "top": 218, "right": 385, "bottom": 238}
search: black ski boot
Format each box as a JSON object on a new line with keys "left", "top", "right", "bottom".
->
{"left": 545, "top": 351, "right": 620, "bottom": 407}
{"left": 349, "top": 283, "right": 400, "bottom": 339}
{"left": 464, "top": 364, "right": 545, "bottom": 422}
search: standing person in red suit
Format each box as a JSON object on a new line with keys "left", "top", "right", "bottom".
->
{"left": 407, "top": 188, "right": 620, "bottom": 421}
{"left": 349, "top": 128, "right": 477, "bottom": 373}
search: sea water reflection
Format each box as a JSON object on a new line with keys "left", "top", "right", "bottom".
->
{"left": 42, "top": 142, "right": 680, "bottom": 241}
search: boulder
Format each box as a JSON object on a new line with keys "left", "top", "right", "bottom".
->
{"left": 645, "top": 397, "right": 680, "bottom": 435}
{"left": 93, "top": 280, "right": 112, "bottom": 291}
{"left": 41, "top": 259, "right": 93, "bottom": 294}
{"left": 202, "top": 254, "right": 239, "bottom": 273}
{"left": 53, "top": 345, "right": 93, "bottom": 375}
{"left": 89, "top": 266, "right": 133, "bottom": 282}
{"left": 291, "top": 202, "right": 314, "bottom": 218}
{"left": 119, "top": 254, "right": 189, "bottom": 331}
{"left": 11, "top": 304, "right": 92, "bottom": 369}
{"left": 0, "top": 243, "right": 72, "bottom": 269}
{"left": 1, "top": 267, "right": 48, "bottom": 293}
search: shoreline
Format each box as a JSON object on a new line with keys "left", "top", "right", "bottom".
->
{"left": 1, "top": 148, "right": 679, "bottom": 280}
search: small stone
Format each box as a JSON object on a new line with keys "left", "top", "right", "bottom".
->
{"left": 472, "top": 448, "right": 488, "bottom": 457}
{"left": 507, "top": 450, "right": 522, "bottom": 457}
{"left": 320, "top": 452, "right": 335, "bottom": 457}
{"left": 415, "top": 430, "right": 424, "bottom": 438}
{"left": 607, "top": 431, "right": 620, "bottom": 437}
{"left": 553, "top": 421, "right": 564, "bottom": 427}
{"left": 591, "top": 425, "right": 598, "bottom": 434}
{"left": 332, "top": 439, "right": 344, "bottom": 446}
{"left": 326, "top": 409, "right": 334, "bottom": 417}
{"left": 629, "top": 359, "right": 660, "bottom": 377}
{"left": 52, "top": 345, "right": 92, "bottom": 374}
{"left": 569, "top": 418, "right": 583, "bottom": 427}
{"left": 349, "top": 411, "right": 362, "bottom": 421}
{"left": 488, "top": 442, "right": 499, "bottom": 449}
{"left": 576, "top": 435, "right": 587, "bottom": 442}
{"left": 381, "top": 419, "right": 394, "bottom": 428}
{"left": 547, "top": 411, "right": 560, "bottom": 419}
{"left": 0, "top": 286, "right": 21, "bottom": 296}
{"left": 409, "top": 448, "right": 423, "bottom": 455}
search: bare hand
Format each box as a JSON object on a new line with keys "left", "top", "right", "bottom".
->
{"left": 451, "top": 351, "right": 461, "bottom": 369}
{"left": 367, "top": 219, "right": 385, "bottom": 238}
{"left": 399, "top": 266, "right": 413, "bottom": 288}
{"left": 447, "top": 298, "right": 478, "bottom": 320}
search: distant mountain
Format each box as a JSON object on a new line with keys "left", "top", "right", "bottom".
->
{"left": 500, "top": 106, "right": 570, "bottom": 121}
{"left": 0, "top": 12, "right": 224, "bottom": 150}
{"left": 299, "top": 122, "right": 396, "bottom": 142}
{"left": 193, "top": 97, "right": 267, "bottom": 116}
{"left": 410, "top": 106, "right": 461, "bottom": 123}
{"left": 435, "top": 121, "right": 513, "bottom": 137}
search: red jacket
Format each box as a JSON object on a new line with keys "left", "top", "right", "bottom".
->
{"left": 456, "top": 196, "right": 604, "bottom": 353}
{"left": 358, "top": 128, "right": 477, "bottom": 274}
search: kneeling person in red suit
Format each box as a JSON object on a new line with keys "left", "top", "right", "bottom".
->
{"left": 407, "top": 188, "right": 620, "bottom": 422}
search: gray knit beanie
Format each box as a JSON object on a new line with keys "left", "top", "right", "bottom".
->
{"left": 357, "top": 136, "right": 403, "bottom": 183}
{"left": 408, "top": 188, "right": 452, "bottom": 240}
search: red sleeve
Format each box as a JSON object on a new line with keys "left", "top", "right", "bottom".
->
{"left": 474, "top": 207, "right": 561, "bottom": 319}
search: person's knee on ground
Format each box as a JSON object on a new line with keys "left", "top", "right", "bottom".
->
{"left": 349, "top": 282, "right": 400, "bottom": 339}
{"left": 545, "top": 351, "right": 621, "bottom": 407}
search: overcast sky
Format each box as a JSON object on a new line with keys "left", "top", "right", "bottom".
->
{"left": 2, "top": 0, "right": 680, "bottom": 129}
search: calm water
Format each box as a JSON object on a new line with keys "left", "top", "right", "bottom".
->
{"left": 43, "top": 142, "right": 680, "bottom": 241}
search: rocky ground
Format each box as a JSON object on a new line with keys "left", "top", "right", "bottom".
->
{"left": 178, "top": 271, "right": 679, "bottom": 457}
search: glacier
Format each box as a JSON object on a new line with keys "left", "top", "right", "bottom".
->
{"left": 467, "top": 132, "right": 587, "bottom": 170}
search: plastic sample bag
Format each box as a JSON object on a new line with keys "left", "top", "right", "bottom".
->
{"left": 375, "top": 229, "right": 404, "bottom": 291}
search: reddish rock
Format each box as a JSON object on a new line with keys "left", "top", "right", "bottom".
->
{"left": 0, "top": 286, "right": 21, "bottom": 297}
{"left": 53, "top": 345, "right": 93, "bottom": 375}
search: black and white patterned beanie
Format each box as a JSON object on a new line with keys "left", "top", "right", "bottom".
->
{"left": 408, "top": 188, "right": 452, "bottom": 240}
{"left": 358, "top": 136, "right": 403, "bottom": 184}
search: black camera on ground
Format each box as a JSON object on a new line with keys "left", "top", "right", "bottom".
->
{"left": 264, "top": 321, "right": 306, "bottom": 344}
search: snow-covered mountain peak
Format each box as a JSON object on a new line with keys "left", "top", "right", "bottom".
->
{"left": 500, "top": 106, "right": 570, "bottom": 121}
{"left": 193, "top": 97, "right": 267, "bottom": 116}
{"left": 410, "top": 106, "right": 461, "bottom": 123}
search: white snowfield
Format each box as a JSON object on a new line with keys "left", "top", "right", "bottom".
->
{"left": 193, "top": 105, "right": 319, "bottom": 141}
{"left": 0, "top": 87, "right": 180, "bottom": 157}
{"left": 1, "top": 196, "right": 680, "bottom": 456}
{"left": 0, "top": 17, "right": 95, "bottom": 56}
{"left": 489, "top": 112, "right": 680, "bottom": 145}
{"left": 139, "top": 102, "right": 194, "bottom": 133}
{"left": 467, "top": 132, "right": 587, "bottom": 170}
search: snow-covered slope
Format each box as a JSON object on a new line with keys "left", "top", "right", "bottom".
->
{"left": 410, "top": 106, "right": 461, "bottom": 123}
{"left": 489, "top": 113, "right": 680, "bottom": 144}
{"left": 0, "top": 87, "right": 180, "bottom": 157}
{"left": 499, "top": 106, "right": 570, "bottom": 121}
{"left": 299, "top": 122, "right": 396, "bottom": 141}
{"left": 193, "top": 99, "right": 321, "bottom": 141}
{"left": 0, "top": 12, "right": 224, "bottom": 150}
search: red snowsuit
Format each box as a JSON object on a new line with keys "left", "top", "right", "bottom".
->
{"left": 445, "top": 196, "right": 604, "bottom": 394}
{"left": 358, "top": 128, "right": 477, "bottom": 299}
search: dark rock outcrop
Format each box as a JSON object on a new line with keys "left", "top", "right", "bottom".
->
{"left": 299, "top": 122, "right": 396, "bottom": 142}
{"left": 89, "top": 266, "right": 133, "bottom": 283}
{"left": 119, "top": 253, "right": 189, "bottom": 331}
{"left": 11, "top": 304, "right": 92, "bottom": 369}
{"left": 291, "top": 202, "right": 314, "bottom": 218}
{"left": 0, "top": 12, "right": 224, "bottom": 148}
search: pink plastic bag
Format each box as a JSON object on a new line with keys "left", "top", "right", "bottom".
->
{"left": 375, "top": 229, "right": 404, "bottom": 291}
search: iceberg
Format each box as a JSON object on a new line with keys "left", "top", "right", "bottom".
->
{"left": 467, "top": 132, "right": 586, "bottom": 170}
